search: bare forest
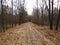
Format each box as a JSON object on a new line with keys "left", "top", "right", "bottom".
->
{"left": 0, "top": 0, "right": 60, "bottom": 45}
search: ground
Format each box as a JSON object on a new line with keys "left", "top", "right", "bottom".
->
{"left": 0, "top": 22, "right": 60, "bottom": 45}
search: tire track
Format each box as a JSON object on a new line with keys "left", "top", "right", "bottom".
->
{"left": 0, "top": 22, "right": 56, "bottom": 45}
{"left": 30, "top": 24, "right": 55, "bottom": 45}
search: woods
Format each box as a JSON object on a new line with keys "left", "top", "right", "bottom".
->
{"left": 0, "top": 0, "right": 60, "bottom": 32}
{"left": 0, "top": 0, "right": 60, "bottom": 45}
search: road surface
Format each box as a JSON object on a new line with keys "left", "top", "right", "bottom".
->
{"left": 0, "top": 22, "right": 59, "bottom": 45}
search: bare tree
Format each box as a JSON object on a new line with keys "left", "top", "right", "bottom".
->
{"left": 56, "top": 8, "right": 60, "bottom": 30}
{"left": 19, "top": 0, "right": 26, "bottom": 24}
{"left": 48, "top": 0, "right": 54, "bottom": 30}
{"left": 55, "top": 0, "right": 60, "bottom": 30}
{"left": 11, "top": 0, "right": 13, "bottom": 27}
{"left": 36, "top": 0, "right": 39, "bottom": 24}
{"left": 1, "top": 0, "right": 5, "bottom": 31}
{"left": 32, "top": 8, "right": 40, "bottom": 24}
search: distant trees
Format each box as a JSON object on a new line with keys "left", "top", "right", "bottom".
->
{"left": 31, "top": 0, "right": 60, "bottom": 30}
{"left": 1, "top": 0, "right": 5, "bottom": 31}
{"left": 0, "top": 0, "right": 28, "bottom": 32}
{"left": 56, "top": 8, "right": 60, "bottom": 30}
{"left": 18, "top": 0, "right": 28, "bottom": 25}
{"left": 32, "top": 8, "right": 40, "bottom": 24}
{"left": 0, "top": 0, "right": 60, "bottom": 31}
{"left": 55, "top": 0, "right": 60, "bottom": 30}
{"left": 19, "top": 6, "right": 28, "bottom": 24}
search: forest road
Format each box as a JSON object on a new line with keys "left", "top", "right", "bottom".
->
{"left": 0, "top": 22, "right": 55, "bottom": 45}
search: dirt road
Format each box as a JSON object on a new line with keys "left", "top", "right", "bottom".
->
{"left": 0, "top": 22, "right": 59, "bottom": 45}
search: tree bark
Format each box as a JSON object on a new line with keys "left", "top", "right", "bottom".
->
{"left": 12, "top": 0, "right": 13, "bottom": 27}
{"left": 1, "top": 0, "right": 5, "bottom": 31}
{"left": 49, "top": 0, "right": 53, "bottom": 30}
{"left": 56, "top": 9, "right": 60, "bottom": 30}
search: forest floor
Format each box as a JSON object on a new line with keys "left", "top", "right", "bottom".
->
{"left": 0, "top": 22, "right": 60, "bottom": 45}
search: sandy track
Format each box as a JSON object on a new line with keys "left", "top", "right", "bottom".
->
{"left": 0, "top": 22, "right": 57, "bottom": 45}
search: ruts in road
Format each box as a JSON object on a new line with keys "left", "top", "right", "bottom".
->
{"left": 0, "top": 22, "right": 57, "bottom": 45}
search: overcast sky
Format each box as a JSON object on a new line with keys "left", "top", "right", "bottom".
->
{"left": 1, "top": 0, "right": 60, "bottom": 15}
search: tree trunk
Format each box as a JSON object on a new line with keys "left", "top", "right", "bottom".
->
{"left": 56, "top": 9, "right": 60, "bottom": 30}
{"left": 49, "top": 0, "right": 53, "bottom": 30}
{"left": 12, "top": 0, "right": 13, "bottom": 27}
{"left": 50, "top": 0, "right": 53, "bottom": 30}
{"left": 41, "top": 8, "right": 44, "bottom": 26}
{"left": 1, "top": 0, "right": 5, "bottom": 31}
